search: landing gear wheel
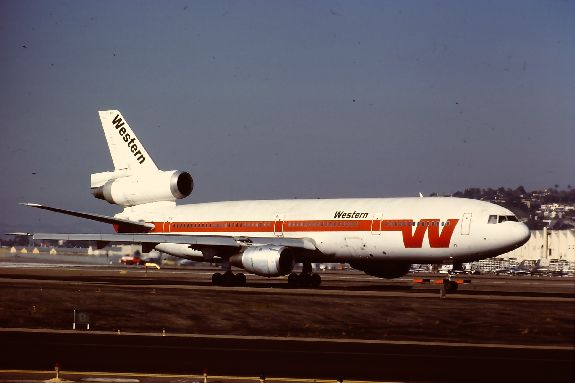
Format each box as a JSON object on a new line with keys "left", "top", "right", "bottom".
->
{"left": 212, "top": 271, "right": 247, "bottom": 287}
{"left": 222, "top": 271, "right": 236, "bottom": 286}
{"left": 212, "top": 272, "right": 223, "bottom": 285}
{"left": 288, "top": 273, "right": 299, "bottom": 287}
{"left": 235, "top": 272, "right": 247, "bottom": 286}
{"left": 310, "top": 273, "right": 321, "bottom": 288}
{"left": 445, "top": 280, "right": 459, "bottom": 292}
{"left": 287, "top": 272, "right": 322, "bottom": 288}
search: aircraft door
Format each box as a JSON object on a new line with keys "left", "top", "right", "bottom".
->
{"left": 461, "top": 213, "right": 472, "bottom": 235}
{"left": 371, "top": 213, "right": 382, "bottom": 235}
{"left": 163, "top": 217, "right": 173, "bottom": 233}
{"left": 274, "top": 214, "right": 284, "bottom": 237}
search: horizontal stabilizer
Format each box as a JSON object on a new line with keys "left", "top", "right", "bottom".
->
{"left": 20, "top": 203, "right": 155, "bottom": 231}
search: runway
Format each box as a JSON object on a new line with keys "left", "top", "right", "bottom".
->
{"left": 0, "top": 253, "right": 574, "bottom": 382}
{"left": 1, "top": 255, "right": 573, "bottom": 297}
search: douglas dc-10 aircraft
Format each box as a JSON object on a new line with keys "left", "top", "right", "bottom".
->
{"left": 22, "top": 110, "right": 530, "bottom": 287}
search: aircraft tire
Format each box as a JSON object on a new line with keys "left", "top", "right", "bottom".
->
{"left": 288, "top": 273, "right": 299, "bottom": 287}
{"left": 235, "top": 272, "right": 246, "bottom": 286}
{"left": 310, "top": 273, "right": 321, "bottom": 288}
{"left": 212, "top": 272, "right": 223, "bottom": 285}
{"left": 287, "top": 273, "right": 321, "bottom": 289}
{"left": 302, "top": 274, "right": 320, "bottom": 288}
{"left": 445, "top": 280, "right": 459, "bottom": 292}
{"left": 222, "top": 271, "right": 236, "bottom": 286}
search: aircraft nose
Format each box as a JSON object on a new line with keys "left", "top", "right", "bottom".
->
{"left": 514, "top": 223, "right": 531, "bottom": 247}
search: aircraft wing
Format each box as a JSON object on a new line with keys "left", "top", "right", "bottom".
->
{"left": 33, "top": 233, "right": 239, "bottom": 247}
{"left": 32, "top": 233, "right": 317, "bottom": 251}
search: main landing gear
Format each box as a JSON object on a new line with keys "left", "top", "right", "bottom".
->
{"left": 287, "top": 262, "right": 322, "bottom": 288}
{"left": 212, "top": 271, "right": 247, "bottom": 287}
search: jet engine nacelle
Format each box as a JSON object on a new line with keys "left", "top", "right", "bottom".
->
{"left": 153, "top": 243, "right": 204, "bottom": 261}
{"left": 230, "top": 245, "right": 295, "bottom": 277}
{"left": 350, "top": 261, "right": 412, "bottom": 279}
{"left": 91, "top": 170, "right": 193, "bottom": 207}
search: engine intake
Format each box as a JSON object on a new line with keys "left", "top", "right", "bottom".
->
{"left": 230, "top": 245, "right": 295, "bottom": 277}
{"left": 91, "top": 170, "right": 193, "bottom": 206}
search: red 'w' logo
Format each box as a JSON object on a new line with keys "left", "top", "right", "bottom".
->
{"left": 380, "top": 219, "right": 459, "bottom": 248}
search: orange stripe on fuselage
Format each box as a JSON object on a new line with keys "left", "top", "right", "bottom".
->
{"left": 148, "top": 218, "right": 460, "bottom": 248}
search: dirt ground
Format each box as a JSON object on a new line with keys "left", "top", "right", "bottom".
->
{"left": 1, "top": 281, "right": 573, "bottom": 346}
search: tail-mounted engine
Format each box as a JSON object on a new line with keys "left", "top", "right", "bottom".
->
{"left": 91, "top": 170, "right": 193, "bottom": 206}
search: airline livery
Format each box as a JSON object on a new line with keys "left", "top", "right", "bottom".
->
{"left": 23, "top": 110, "right": 530, "bottom": 287}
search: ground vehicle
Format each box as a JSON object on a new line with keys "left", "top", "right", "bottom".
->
{"left": 120, "top": 254, "right": 145, "bottom": 265}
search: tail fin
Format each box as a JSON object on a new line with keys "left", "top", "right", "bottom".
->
{"left": 98, "top": 110, "right": 158, "bottom": 173}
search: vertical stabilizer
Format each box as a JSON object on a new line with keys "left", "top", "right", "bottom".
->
{"left": 98, "top": 110, "right": 158, "bottom": 173}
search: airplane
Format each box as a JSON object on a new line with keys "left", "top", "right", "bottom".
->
{"left": 20, "top": 110, "right": 531, "bottom": 287}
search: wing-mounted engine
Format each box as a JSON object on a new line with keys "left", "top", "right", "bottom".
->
{"left": 91, "top": 170, "right": 193, "bottom": 207}
{"left": 230, "top": 245, "right": 295, "bottom": 277}
{"left": 350, "top": 260, "right": 411, "bottom": 279}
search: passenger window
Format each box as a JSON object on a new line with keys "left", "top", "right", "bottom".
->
{"left": 488, "top": 215, "right": 498, "bottom": 224}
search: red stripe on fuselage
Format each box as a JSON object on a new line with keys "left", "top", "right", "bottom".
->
{"left": 148, "top": 218, "right": 460, "bottom": 248}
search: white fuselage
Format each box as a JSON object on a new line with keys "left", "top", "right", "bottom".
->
{"left": 118, "top": 196, "right": 530, "bottom": 264}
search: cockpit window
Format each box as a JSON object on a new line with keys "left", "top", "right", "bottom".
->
{"left": 489, "top": 215, "right": 519, "bottom": 224}
{"left": 487, "top": 215, "right": 519, "bottom": 223}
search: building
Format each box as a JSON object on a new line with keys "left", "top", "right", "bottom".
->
{"left": 484, "top": 229, "right": 575, "bottom": 272}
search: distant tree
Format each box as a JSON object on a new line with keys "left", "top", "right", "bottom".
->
{"left": 463, "top": 188, "right": 482, "bottom": 200}
{"left": 483, "top": 188, "right": 496, "bottom": 200}
{"left": 513, "top": 185, "right": 527, "bottom": 197}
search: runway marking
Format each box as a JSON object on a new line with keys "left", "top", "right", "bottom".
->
{"left": 0, "top": 370, "right": 401, "bottom": 383}
{"left": 1, "top": 328, "right": 572, "bottom": 351}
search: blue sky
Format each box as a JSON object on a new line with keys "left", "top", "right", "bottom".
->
{"left": 1, "top": 0, "right": 574, "bottom": 233}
